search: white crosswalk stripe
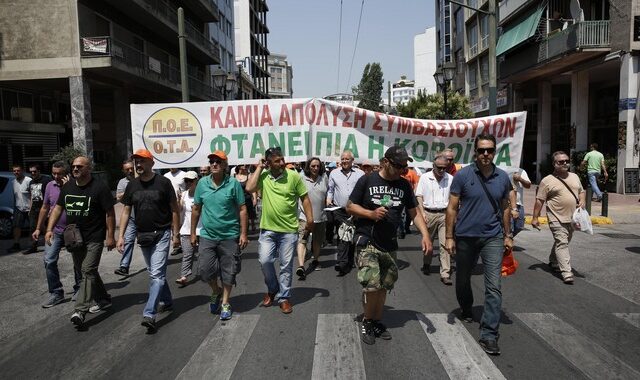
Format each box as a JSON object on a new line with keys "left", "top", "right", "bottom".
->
{"left": 311, "top": 314, "right": 366, "bottom": 380}
{"left": 418, "top": 313, "right": 506, "bottom": 380}
{"left": 516, "top": 313, "right": 640, "bottom": 380}
{"left": 613, "top": 313, "right": 640, "bottom": 329}
{"left": 175, "top": 314, "right": 259, "bottom": 380}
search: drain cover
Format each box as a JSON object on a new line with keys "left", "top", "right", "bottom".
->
{"left": 599, "top": 233, "right": 640, "bottom": 239}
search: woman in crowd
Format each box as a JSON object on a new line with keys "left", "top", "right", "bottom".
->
{"left": 176, "top": 171, "right": 202, "bottom": 286}
{"left": 235, "top": 165, "right": 258, "bottom": 231}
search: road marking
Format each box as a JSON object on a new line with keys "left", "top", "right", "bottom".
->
{"left": 613, "top": 313, "right": 640, "bottom": 329}
{"left": 311, "top": 314, "right": 366, "bottom": 380}
{"left": 418, "top": 313, "right": 506, "bottom": 380}
{"left": 516, "top": 313, "right": 640, "bottom": 380}
{"left": 175, "top": 314, "right": 259, "bottom": 380}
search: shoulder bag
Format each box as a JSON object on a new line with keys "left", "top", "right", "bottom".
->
{"left": 63, "top": 224, "right": 85, "bottom": 252}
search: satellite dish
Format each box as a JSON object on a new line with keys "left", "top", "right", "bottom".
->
{"left": 569, "top": 0, "right": 584, "bottom": 22}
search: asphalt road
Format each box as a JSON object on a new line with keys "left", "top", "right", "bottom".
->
{"left": 0, "top": 224, "right": 639, "bottom": 379}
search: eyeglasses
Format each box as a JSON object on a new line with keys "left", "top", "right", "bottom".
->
{"left": 209, "top": 159, "right": 223, "bottom": 165}
{"left": 388, "top": 160, "right": 408, "bottom": 170}
{"left": 434, "top": 166, "right": 447, "bottom": 171}
{"left": 476, "top": 148, "right": 496, "bottom": 155}
{"left": 71, "top": 165, "right": 85, "bottom": 169}
{"left": 555, "top": 160, "right": 570, "bottom": 165}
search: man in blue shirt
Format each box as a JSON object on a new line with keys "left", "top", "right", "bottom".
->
{"left": 445, "top": 133, "right": 513, "bottom": 356}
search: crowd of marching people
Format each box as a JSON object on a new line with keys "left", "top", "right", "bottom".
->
{"left": 8, "top": 132, "right": 603, "bottom": 354}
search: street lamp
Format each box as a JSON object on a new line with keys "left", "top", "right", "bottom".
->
{"left": 433, "top": 62, "right": 456, "bottom": 118}
{"left": 213, "top": 68, "right": 238, "bottom": 100}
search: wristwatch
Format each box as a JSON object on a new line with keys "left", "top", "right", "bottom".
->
{"left": 506, "top": 233, "right": 514, "bottom": 239}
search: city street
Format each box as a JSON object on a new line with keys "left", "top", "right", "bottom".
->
{"left": 0, "top": 222, "right": 639, "bottom": 379}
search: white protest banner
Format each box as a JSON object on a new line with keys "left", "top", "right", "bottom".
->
{"left": 130, "top": 98, "right": 526, "bottom": 169}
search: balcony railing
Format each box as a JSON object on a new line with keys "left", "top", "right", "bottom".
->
{"left": 80, "top": 36, "right": 214, "bottom": 99}
{"left": 538, "top": 20, "right": 610, "bottom": 62}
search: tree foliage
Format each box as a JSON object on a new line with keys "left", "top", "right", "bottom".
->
{"left": 51, "top": 144, "right": 86, "bottom": 166}
{"left": 352, "top": 62, "right": 384, "bottom": 112}
{"left": 397, "top": 90, "right": 473, "bottom": 120}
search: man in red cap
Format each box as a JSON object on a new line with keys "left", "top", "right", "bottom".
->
{"left": 117, "top": 149, "right": 180, "bottom": 333}
{"left": 191, "top": 150, "right": 248, "bottom": 321}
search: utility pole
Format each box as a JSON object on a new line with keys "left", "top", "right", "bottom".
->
{"left": 387, "top": 80, "right": 391, "bottom": 113}
{"left": 447, "top": 0, "right": 497, "bottom": 114}
{"left": 178, "top": 7, "right": 189, "bottom": 102}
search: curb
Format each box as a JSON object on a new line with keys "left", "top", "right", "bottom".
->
{"left": 524, "top": 216, "right": 613, "bottom": 225}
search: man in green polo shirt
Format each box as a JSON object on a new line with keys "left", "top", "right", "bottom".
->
{"left": 191, "top": 150, "right": 248, "bottom": 321}
{"left": 580, "top": 143, "right": 608, "bottom": 202}
{"left": 246, "top": 147, "right": 313, "bottom": 314}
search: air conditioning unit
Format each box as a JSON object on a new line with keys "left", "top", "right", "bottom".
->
{"left": 10, "top": 107, "right": 34, "bottom": 122}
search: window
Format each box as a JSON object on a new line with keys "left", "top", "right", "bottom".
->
{"left": 480, "top": 55, "right": 489, "bottom": 84}
{"left": 468, "top": 22, "right": 478, "bottom": 57}
{"left": 468, "top": 65, "right": 478, "bottom": 90}
{"left": 1, "top": 89, "right": 17, "bottom": 121}
{"left": 480, "top": 15, "right": 489, "bottom": 50}
{"left": 455, "top": 9, "right": 464, "bottom": 48}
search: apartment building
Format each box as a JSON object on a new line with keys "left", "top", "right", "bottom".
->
{"left": 0, "top": 0, "right": 224, "bottom": 170}
{"left": 414, "top": 26, "right": 438, "bottom": 96}
{"left": 267, "top": 53, "right": 293, "bottom": 99}
{"left": 234, "top": 0, "right": 270, "bottom": 99}
{"left": 437, "top": 0, "right": 640, "bottom": 193}
{"left": 392, "top": 76, "right": 416, "bottom": 106}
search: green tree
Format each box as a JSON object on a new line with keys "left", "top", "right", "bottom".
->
{"left": 352, "top": 62, "right": 384, "bottom": 112}
{"left": 51, "top": 144, "right": 86, "bottom": 166}
{"left": 397, "top": 89, "right": 473, "bottom": 120}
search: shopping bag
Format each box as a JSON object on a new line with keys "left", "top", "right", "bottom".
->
{"left": 501, "top": 247, "right": 518, "bottom": 277}
{"left": 572, "top": 208, "right": 593, "bottom": 235}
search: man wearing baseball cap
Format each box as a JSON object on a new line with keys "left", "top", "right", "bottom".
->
{"left": 191, "top": 150, "right": 248, "bottom": 321}
{"left": 117, "top": 149, "right": 180, "bottom": 333}
{"left": 347, "top": 145, "right": 433, "bottom": 344}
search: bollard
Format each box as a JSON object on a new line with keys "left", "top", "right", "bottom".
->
{"left": 601, "top": 191, "right": 608, "bottom": 217}
{"left": 585, "top": 188, "right": 592, "bottom": 214}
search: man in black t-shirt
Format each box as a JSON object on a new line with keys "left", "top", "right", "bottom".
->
{"left": 46, "top": 156, "right": 116, "bottom": 327}
{"left": 347, "top": 145, "right": 433, "bottom": 345}
{"left": 25, "top": 164, "right": 51, "bottom": 254}
{"left": 117, "top": 149, "right": 180, "bottom": 334}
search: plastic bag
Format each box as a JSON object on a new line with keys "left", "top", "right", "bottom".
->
{"left": 338, "top": 217, "right": 355, "bottom": 242}
{"left": 501, "top": 247, "right": 518, "bottom": 277}
{"left": 572, "top": 207, "right": 593, "bottom": 235}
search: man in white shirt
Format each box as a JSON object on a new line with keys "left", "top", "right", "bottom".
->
{"left": 508, "top": 168, "right": 531, "bottom": 236}
{"left": 415, "top": 155, "right": 454, "bottom": 285}
{"left": 164, "top": 168, "right": 186, "bottom": 198}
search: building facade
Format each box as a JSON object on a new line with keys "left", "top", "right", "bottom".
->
{"left": 414, "top": 26, "right": 438, "bottom": 96}
{"left": 267, "top": 53, "right": 293, "bottom": 98}
{"left": 0, "top": 0, "right": 225, "bottom": 170}
{"left": 436, "top": 0, "right": 640, "bottom": 193}
{"left": 234, "top": 0, "right": 270, "bottom": 99}
{"left": 391, "top": 76, "right": 416, "bottom": 106}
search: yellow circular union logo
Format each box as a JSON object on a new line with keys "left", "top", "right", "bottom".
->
{"left": 142, "top": 107, "right": 203, "bottom": 165}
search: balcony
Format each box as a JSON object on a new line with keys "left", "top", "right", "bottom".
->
{"left": 538, "top": 20, "right": 610, "bottom": 62}
{"left": 185, "top": 0, "right": 220, "bottom": 22}
{"left": 80, "top": 36, "right": 215, "bottom": 101}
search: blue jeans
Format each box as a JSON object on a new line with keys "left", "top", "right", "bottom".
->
{"left": 258, "top": 230, "right": 297, "bottom": 301}
{"left": 455, "top": 236, "right": 503, "bottom": 340}
{"left": 43, "top": 232, "right": 81, "bottom": 296}
{"left": 119, "top": 217, "right": 137, "bottom": 269}
{"left": 511, "top": 204, "right": 525, "bottom": 236}
{"left": 588, "top": 172, "right": 603, "bottom": 199}
{"left": 140, "top": 229, "right": 173, "bottom": 319}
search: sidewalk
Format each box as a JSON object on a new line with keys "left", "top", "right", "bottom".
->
{"left": 522, "top": 185, "right": 640, "bottom": 224}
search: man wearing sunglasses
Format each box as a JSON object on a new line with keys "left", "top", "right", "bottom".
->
{"left": 246, "top": 147, "right": 313, "bottom": 314}
{"left": 532, "top": 151, "right": 585, "bottom": 285}
{"left": 415, "top": 155, "right": 454, "bottom": 284}
{"left": 347, "top": 145, "right": 433, "bottom": 345}
{"left": 117, "top": 149, "right": 180, "bottom": 333}
{"left": 445, "top": 133, "right": 513, "bottom": 356}
{"left": 46, "top": 156, "right": 116, "bottom": 328}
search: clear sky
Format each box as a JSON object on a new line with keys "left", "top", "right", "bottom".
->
{"left": 268, "top": 0, "right": 436, "bottom": 98}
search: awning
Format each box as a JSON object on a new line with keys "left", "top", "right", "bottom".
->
{"left": 497, "top": 7, "right": 545, "bottom": 56}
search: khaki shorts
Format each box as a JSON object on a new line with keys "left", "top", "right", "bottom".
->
{"left": 356, "top": 244, "right": 398, "bottom": 291}
{"left": 297, "top": 220, "right": 326, "bottom": 246}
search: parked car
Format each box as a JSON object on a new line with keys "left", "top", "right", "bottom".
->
{"left": 0, "top": 172, "right": 15, "bottom": 239}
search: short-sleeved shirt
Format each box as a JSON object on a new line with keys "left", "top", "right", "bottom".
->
{"left": 43, "top": 180, "right": 66, "bottom": 234}
{"left": 299, "top": 173, "right": 328, "bottom": 223}
{"left": 57, "top": 176, "right": 115, "bottom": 243}
{"left": 537, "top": 173, "right": 583, "bottom": 224}
{"left": 583, "top": 151, "right": 604, "bottom": 173}
{"left": 164, "top": 170, "right": 186, "bottom": 196}
{"left": 12, "top": 176, "right": 32, "bottom": 212}
{"left": 180, "top": 191, "right": 202, "bottom": 236}
{"left": 507, "top": 168, "right": 530, "bottom": 206}
{"left": 416, "top": 171, "right": 453, "bottom": 209}
{"left": 194, "top": 174, "right": 244, "bottom": 240}
{"left": 116, "top": 177, "right": 130, "bottom": 196}
{"left": 401, "top": 169, "right": 420, "bottom": 190}
{"left": 28, "top": 176, "right": 51, "bottom": 207}
{"left": 327, "top": 167, "right": 365, "bottom": 207}
{"left": 450, "top": 163, "right": 512, "bottom": 237}
{"left": 258, "top": 169, "right": 308, "bottom": 233}
{"left": 350, "top": 171, "right": 417, "bottom": 252}
{"left": 121, "top": 174, "right": 176, "bottom": 232}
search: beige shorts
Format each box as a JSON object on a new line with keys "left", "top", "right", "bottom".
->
{"left": 297, "top": 220, "right": 326, "bottom": 245}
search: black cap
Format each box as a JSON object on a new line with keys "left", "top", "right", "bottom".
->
{"left": 384, "top": 145, "right": 413, "bottom": 164}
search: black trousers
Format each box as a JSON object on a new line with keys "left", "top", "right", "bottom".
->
{"left": 333, "top": 208, "right": 355, "bottom": 272}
